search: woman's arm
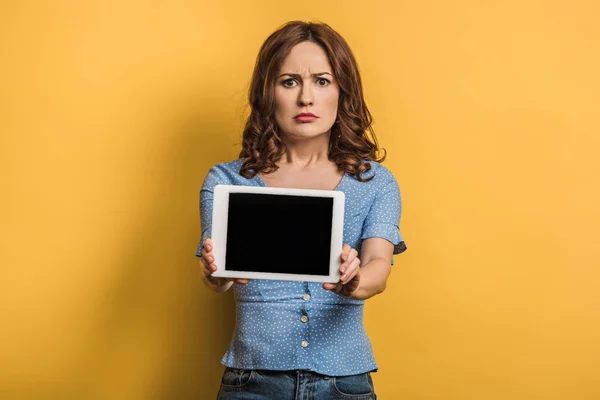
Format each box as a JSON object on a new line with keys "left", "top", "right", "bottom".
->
{"left": 351, "top": 238, "right": 394, "bottom": 300}
{"left": 322, "top": 238, "right": 394, "bottom": 300}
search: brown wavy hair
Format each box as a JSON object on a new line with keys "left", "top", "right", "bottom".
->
{"left": 239, "top": 21, "right": 385, "bottom": 182}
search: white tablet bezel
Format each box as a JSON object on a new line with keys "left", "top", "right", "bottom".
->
{"left": 211, "top": 184, "right": 344, "bottom": 283}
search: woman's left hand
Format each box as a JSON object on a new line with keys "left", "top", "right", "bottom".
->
{"left": 322, "top": 244, "right": 361, "bottom": 298}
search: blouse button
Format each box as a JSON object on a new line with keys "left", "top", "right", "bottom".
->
{"left": 301, "top": 315, "right": 309, "bottom": 323}
{"left": 301, "top": 340, "right": 309, "bottom": 348}
{"left": 303, "top": 294, "right": 311, "bottom": 301}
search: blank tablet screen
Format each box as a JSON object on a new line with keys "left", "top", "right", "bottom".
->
{"left": 225, "top": 193, "right": 333, "bottom": 275}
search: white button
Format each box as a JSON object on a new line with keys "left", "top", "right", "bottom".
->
{"left": 303, "top": 294, "right": 311, "bottom": 301}
{"left": 301, "top": 315, "right": 308, "bottom": 323}
{"left": 301, "top": 340, "right": 309, "bottom": 348}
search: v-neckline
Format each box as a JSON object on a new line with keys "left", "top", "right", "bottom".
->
{"left": 255, "top": 171, "right": 346, "bottom": 191}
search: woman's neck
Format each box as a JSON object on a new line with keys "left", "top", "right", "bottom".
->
{"left": 279, "top": 133, "right": 332, "bottom": 170}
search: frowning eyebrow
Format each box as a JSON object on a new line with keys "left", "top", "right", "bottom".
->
{"left": 278, "top": 72, "right": 333, "bottom": 79}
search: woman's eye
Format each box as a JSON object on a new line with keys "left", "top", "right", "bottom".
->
{"left": 317, "top": 78, "right": 330, "bottom": 86}
{"left": 282, "top": 79, "right": 297, "bottom": 87}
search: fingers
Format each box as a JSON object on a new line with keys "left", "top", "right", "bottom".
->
{"left": 201, "top": 238, "right": 217, "bottom": 277}
{"left": 203, "top": 252, "right": 216, "bottom": 268}
{"left": 324, "top": 244, "right": 361, "bottom": 296}
{"left": 341, "top": 257, "right": 360, "bottom": 284}
{"left": 340, "top": 243, "right": 351, "bottom": 261}
{"left": 221, "top": 277, "right": 249, "bottom": 285}
{"left": 202, "top": 239, "right": 249, "bottom": 286}
{"left": 323, "top": 260, "right": 360, "bottom": 291}
{"left": 340, "top": 245, "right": 359, "bottom": 277}
{"left": 201, "top": 257, "right": 216, "bottom": 276}
{"left": 322, "top": 282, "right": 344, "bottom": 296}
{"left": 203, "top": 263, "right": 216, "bottom": 277}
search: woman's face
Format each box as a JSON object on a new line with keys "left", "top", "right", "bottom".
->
{"left": 273, "top": 41, "right": 340, "bottom": 142}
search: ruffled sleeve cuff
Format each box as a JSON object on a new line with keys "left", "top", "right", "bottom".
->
{"left": 360, "top": 223, "right": 407, "bottom": 264}
{"left": 195, "top": 229, "right": 211, "bottom": 258}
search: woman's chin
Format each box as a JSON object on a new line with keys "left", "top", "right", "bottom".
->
{"left": 282, "top": 127, "right": 333, "bottom": 141}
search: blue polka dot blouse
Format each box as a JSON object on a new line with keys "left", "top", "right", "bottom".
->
{"left": 196, "top": 158, "right": 406, "bottom": 376}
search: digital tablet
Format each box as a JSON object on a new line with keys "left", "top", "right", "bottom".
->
{"left": 210, "top": 184, "right": 345, "bottom": 283}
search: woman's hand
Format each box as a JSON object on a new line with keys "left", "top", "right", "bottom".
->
{"left": 322, "top": 244, "right": 361, "bottom": 298}
{"left": 200, "top": 238, "right": 249, "bottom": 292}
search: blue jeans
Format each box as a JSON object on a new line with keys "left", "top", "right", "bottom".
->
{"left": 216, "top": 368, "right": 377, "bottom": 399}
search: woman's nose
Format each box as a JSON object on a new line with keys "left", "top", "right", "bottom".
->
{"left": 297, "top": 85, "right": 314, "bottom": 106}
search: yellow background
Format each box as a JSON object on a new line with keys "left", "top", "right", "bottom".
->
{"left": 1, "top": 1, "right": 599, "bottom": 399}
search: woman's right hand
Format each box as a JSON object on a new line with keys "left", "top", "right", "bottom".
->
{"left": 200, "top": 238, "right": 249, "bottom": 291}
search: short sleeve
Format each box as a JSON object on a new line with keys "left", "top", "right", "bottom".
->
{"left": 360, "top": 169, "right": 407, "bottom": 263}
{"left": 195, "top": 167, "right": 222, "bottom": 257}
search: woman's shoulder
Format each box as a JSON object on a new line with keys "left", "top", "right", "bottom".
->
{"left": 202, "top": 158, "right": 251, "bottom": 188}
{"left": 356, "top": 160, "right": 396, "bottom": 184}
{"left": 208, "top": 158, "right": 244, "bottom": 174}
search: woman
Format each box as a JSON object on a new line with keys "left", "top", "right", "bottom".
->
{"left": 197, "top": 21, "right": 406, "bottom": 400}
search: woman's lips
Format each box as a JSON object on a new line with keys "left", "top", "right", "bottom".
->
{"left": 295, "top": 115, "right": 318, "bottom": 122}
{"left": 294, "top": 113, "right": 318, "bottom": 122}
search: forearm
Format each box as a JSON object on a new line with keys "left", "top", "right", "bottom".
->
{"left": 351, "top": 258, "right": 392, "bottom": 300}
